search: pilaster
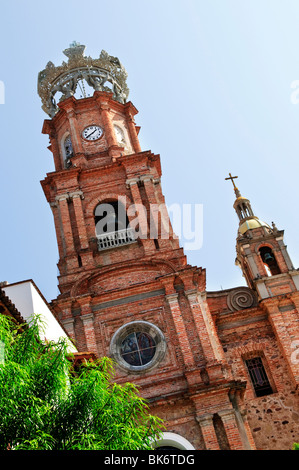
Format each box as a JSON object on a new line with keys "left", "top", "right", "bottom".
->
{"left": 69, "top": 191, "right": 89, "bottom": 250}
{"left": 165, "top": 292, "right": 195, "bottom": 371}
{"left": 77, "top": 297, "right": 98, "bottom": 355}
{"left": 263, "top": 298, "right": 299, "bottom": 387}
{"left": 126, "top": 178, "right": 156, "bottom": 253}
{"left": 217, "top": 409, "right": 244, "bottom": 450}
{"left": 140, "top": 176, "right": 171, "bottom": 250}
{"left": 55, "top": 194, "right": 75, "bottom": 255}
{"left": 125, "top": 105, "right": 142, "bottom": 153}
{"left": 196, "top": 414, "right": 220, "bottom": 450}
{"left": 63, "top": 103, "right": 84, "bottom": 155}
{"left": 49, "top": 132, "right": 63, "bottom": 171}
{"left": 61, "top": 317, "right": 76, "bottom": 344}
{"left": 50, "top": 201, "right": 66, "bottom": 258}
{"left": 185, "top": 289, "right": 227, "bottom": 381}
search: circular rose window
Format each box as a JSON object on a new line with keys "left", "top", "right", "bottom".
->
{"left": 110, "top": 321, "right": 166, "bottom": 372}
{"left": 121, "top": 332, "right": 156, "bottom": 366}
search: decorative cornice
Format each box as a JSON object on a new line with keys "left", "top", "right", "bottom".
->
{"left": 55, "top": 193, "right": 69, "bottom": 203}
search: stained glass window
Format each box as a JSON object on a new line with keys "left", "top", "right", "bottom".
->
{"left": 245, "top": 356, "right": 273, "bottom": 397}
{"left": 121, "top": 332, "right": 156, "bottom": 367}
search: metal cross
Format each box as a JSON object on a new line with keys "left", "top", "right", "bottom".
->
{"left": 225, "top": 173, "right": 238, "bottom": 190}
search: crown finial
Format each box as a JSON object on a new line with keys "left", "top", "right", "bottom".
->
{"left": 38, "top": 44, "right": 129, "bottom": 117}
{"left": 63, "top": 41, "right": 86, "bottom": 60}
{"left": 70, "top": 40, "right": 81, "bottom": 48}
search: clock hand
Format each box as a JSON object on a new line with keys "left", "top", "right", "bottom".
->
{"left": 86, "top": 129, "right": 97, "bottom": 139}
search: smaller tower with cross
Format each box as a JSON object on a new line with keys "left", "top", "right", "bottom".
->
{"left": 225, "top": 173, "right": 256, "bottom": 227}
{"left": 225, "top": 174, "right": 299, "bottom": 298}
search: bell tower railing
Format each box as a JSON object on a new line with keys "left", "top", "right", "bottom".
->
{"left": 96, "top": 227, "right": 136, "bottom": 251}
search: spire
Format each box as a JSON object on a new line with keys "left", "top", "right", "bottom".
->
{"left": 225, "top": 173, "right": 270, "bottom": 235}
{"left": 225, "top": 173, "right": 254, "bottom": 221}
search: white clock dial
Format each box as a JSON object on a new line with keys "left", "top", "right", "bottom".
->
{"left": 82, "top": 125, "right": 103, "bottom": 141}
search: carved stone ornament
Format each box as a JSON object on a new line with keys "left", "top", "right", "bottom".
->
{"left": 37, "top": 42, "right": 129, "bottom": 117}
{"left": 227, "top": 287, "right": 257, "bottom": 311}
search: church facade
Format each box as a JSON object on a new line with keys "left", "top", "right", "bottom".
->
{"left": 38, "top": 43, "right": 299, "bottom": 450}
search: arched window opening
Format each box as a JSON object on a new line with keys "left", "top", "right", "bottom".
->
{"left": 153, "top": 432, "right": 195, "bottom": 451}
{"left": 64, "top": 135, "right": 73, "bottom": 168}
{"left": 95, "top": 201, "right": 135, "bottom": 250}
{"left": 259, "top": 246, "right": 280, "bottom": 276}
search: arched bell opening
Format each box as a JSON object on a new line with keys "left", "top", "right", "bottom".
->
{"left": 63, "top": 134, "right": 73, "bottom": 168}
{"left": 94, "top": 200, "right": 135, "bottom": 251}
{"left": 259, "top": 246, "right": 281, "bottom": 276}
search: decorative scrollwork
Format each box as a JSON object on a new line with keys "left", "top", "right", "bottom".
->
{"left": 38, "top": 43, "right": 129, "bottom": 117}
{"left": 227, "top": 287, "right": 257, "bottom": 311}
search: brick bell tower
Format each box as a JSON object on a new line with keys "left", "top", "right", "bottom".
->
{"left": 228, "top": 174, "right": 299, "bottom": 389}
{"left": 38, "top": 43, "right": 256, "bottom": 450}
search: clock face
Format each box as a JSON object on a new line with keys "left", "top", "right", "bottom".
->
{"left": 82, "top": 125, "right": 103, "bottom": 141}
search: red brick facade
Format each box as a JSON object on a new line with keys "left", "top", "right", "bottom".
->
{"left": 40, "top": 88, "right": 299, "bottom": 450}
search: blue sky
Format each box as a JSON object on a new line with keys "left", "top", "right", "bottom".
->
{"left": 0, "top": 0, "right": 299, "bottom": 301}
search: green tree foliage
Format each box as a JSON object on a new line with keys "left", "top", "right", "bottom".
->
{"left": 0, "top": 315, "right": 164, "bottom": 450}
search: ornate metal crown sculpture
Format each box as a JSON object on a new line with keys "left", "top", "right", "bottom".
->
{"left": 38, "top": 42, "right": 129, "bottom": 118}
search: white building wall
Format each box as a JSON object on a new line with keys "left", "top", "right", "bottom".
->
{"left": 3, "top": 280, "right": 77, "bottom": 353}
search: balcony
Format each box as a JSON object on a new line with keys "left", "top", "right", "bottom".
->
{"left": 97, "top": 228, "right": 136, "bottom": 251}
